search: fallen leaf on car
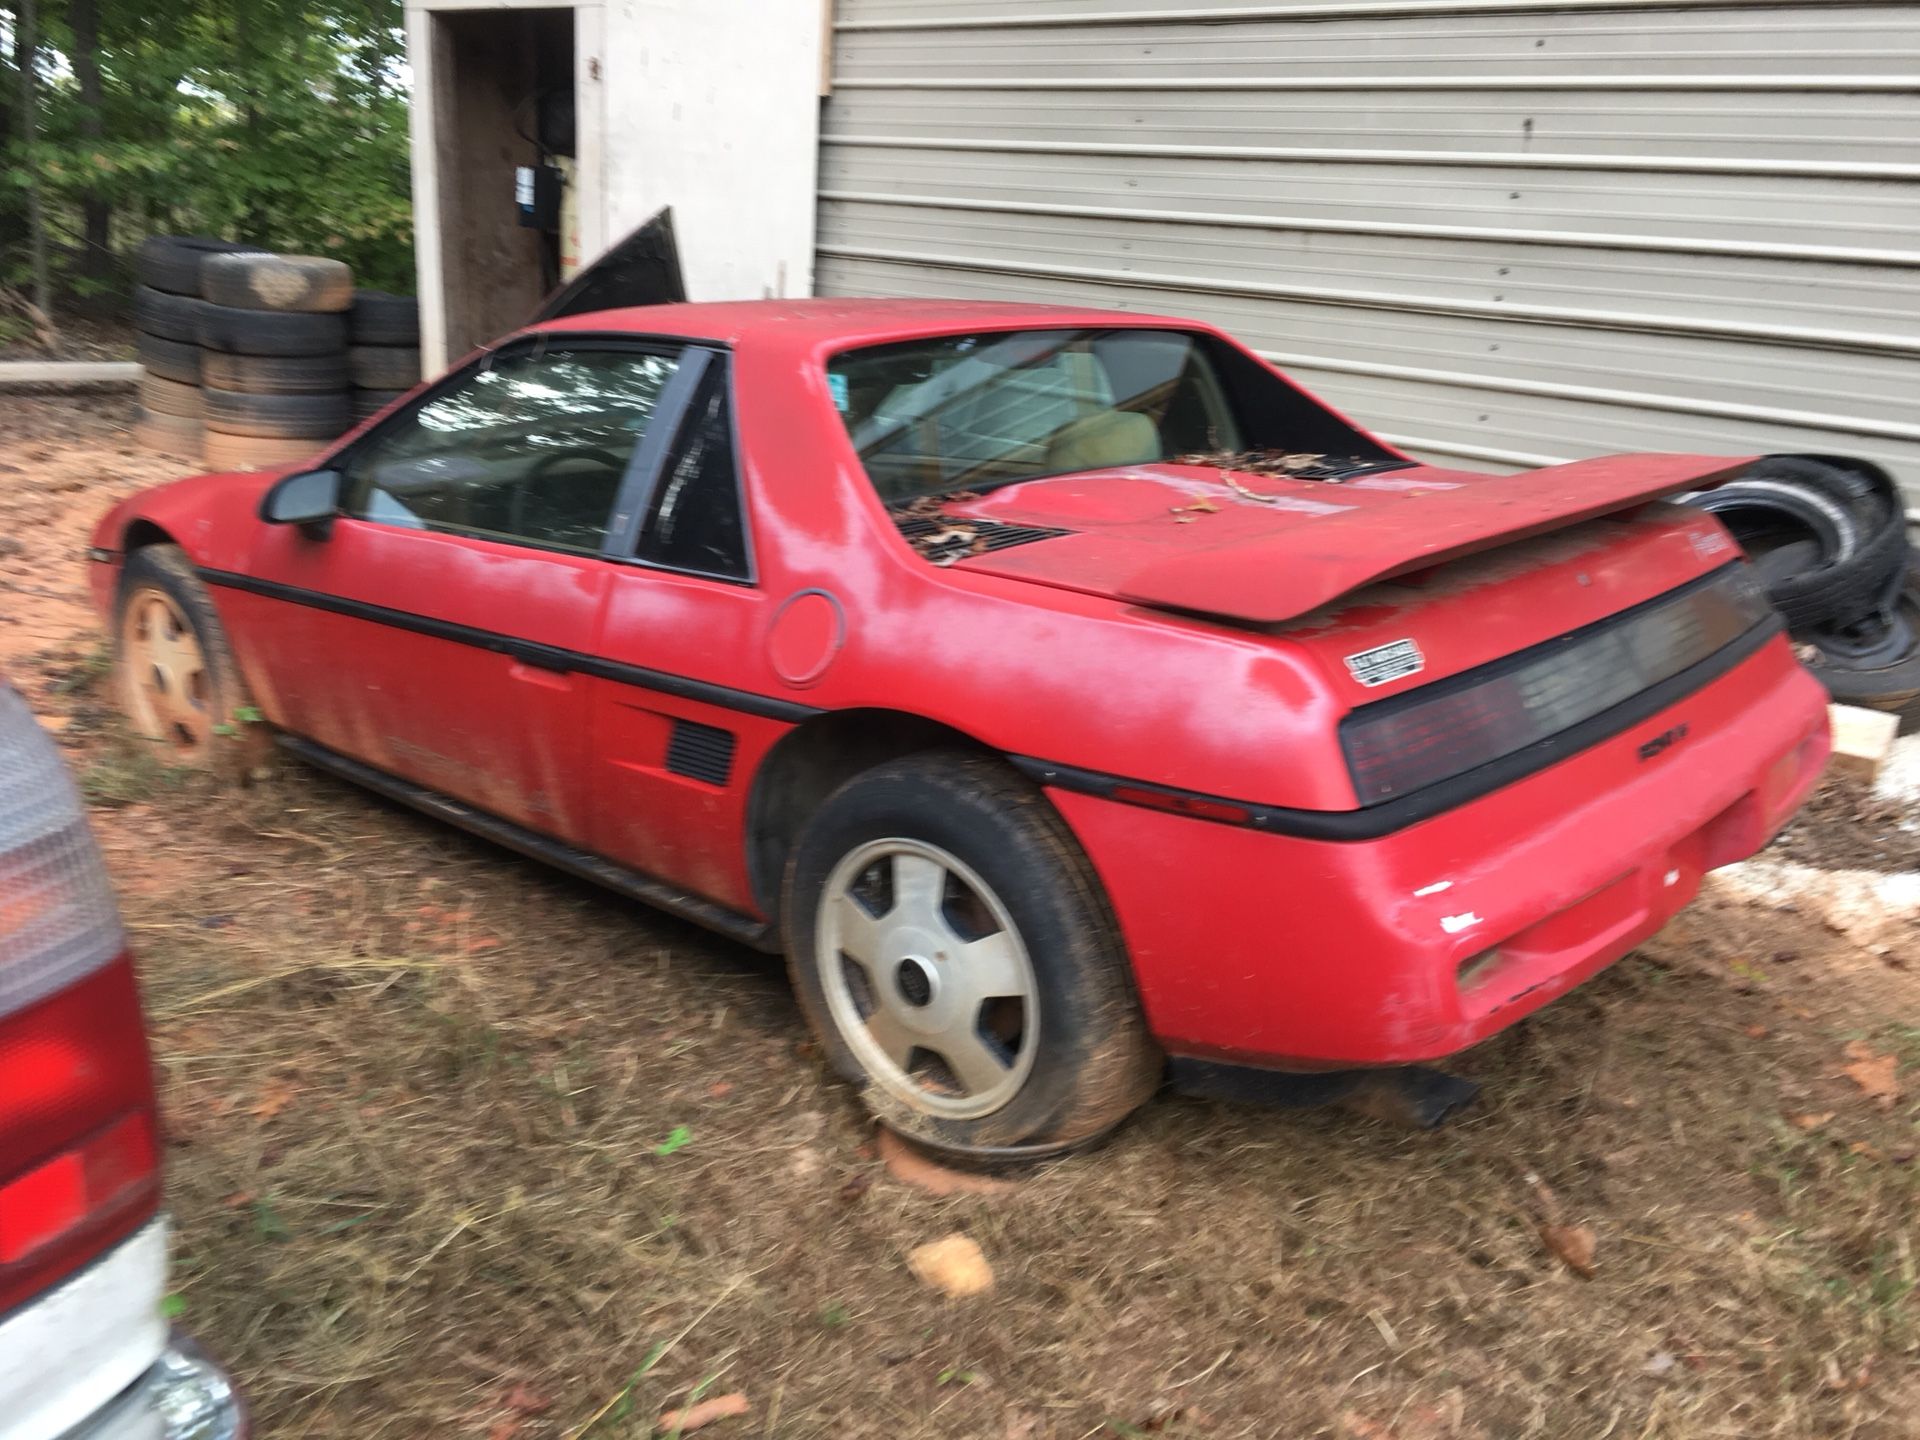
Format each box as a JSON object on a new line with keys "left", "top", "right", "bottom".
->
{"left": 1841, "top": 1042, "right": 1899, "bottom": 1109}
{"left": 907, "top": 1233, "right": 994, "bottom": 1297}
{"left": 657, "top": 1392, "right": 749, "bottom": 1433}
{"left": 1538, "top": 1222, "right": 1597, "bottom": 1279}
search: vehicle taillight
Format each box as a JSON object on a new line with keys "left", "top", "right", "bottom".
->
{"left": 0, "top": 682, "right": 126, "bottom": 1021}
{"left": 1341, "top": 565, "right": 1775, "bottom": 804}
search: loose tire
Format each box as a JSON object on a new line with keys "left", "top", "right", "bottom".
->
{"left": 203, "top": 385, "right": 351, "bottom": 439}
{"left": 202, "top": 350, "right": 350, "bottom": 396}
{"left": 113, "top": 544, "right": 267, "bottom": 777}
{"left": 138, "top": 372, "right": 205, "bottom": 420}
{"left": 348, "top": 345, "right": 421, "bottom": 390}
{"left": 349, "top": 290, "right": 421, "bottom": 345}
{"left": 132, "top": 285, "right": 207, "bottom": 344}
{"left": 203, "top": 429, "right": 325, "bottom": 472}
{"left": 197, "top": 302, "right": 347, "bottom": 358}
{"left": 134, "top": 235, "right": 252, "bottom": 297}
{"left": 201, "top": 252, "right": 353, "bottom": 313}
{"left": 136, "top": 332, "right": 201, "bottom": 385}
{"left": 783, "top": 752, "right": 1161, "bottom": 1155}
{"left": 1806, "top": 559, "right": 1920, "bottom": 712}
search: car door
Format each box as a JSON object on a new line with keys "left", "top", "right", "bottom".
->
{"left": 242, "top": 337, "right": 695, "bottom": 842}
{"left": 584, "top": 352, "right": 787, "bottom": 912}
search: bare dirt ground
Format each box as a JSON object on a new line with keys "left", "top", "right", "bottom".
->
{"left": 4, "top": 397, "right": 1917, "bottom": 1439}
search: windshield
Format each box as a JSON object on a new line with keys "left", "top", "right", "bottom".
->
{"left": 826, "top": 328, "right": 1244, "bottom": 504}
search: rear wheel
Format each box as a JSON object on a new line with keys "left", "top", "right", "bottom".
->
{"left": 783, "top": 752, "right": 1160, "bottom": 1156}
{"left": 113, "top": 545, "right": 267, "bottom": 777}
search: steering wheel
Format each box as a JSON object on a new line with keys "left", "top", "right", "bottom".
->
{"left": 509, "top": 445, "right": 627, "bottom": 537}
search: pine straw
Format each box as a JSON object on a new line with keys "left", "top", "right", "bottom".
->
{"left": 37, "top": 713, "right": 1919, "bottom": 1440}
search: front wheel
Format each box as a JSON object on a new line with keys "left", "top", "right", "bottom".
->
{"left": 783, "top": 752, "right": 1161, "bottom": 1156}
{"left": 112, "top": 543, "right": 268, "bottom": 778}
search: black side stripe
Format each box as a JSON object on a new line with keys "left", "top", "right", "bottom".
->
{"left": 202, "top": 568, "right": 1785, "bottom": 843}
{"left": 198, "top": 567, "right": 821, "bottom": 723}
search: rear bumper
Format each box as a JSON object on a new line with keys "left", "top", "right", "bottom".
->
{"left": 1054, "top": 635, "right": 1830, "bottom": 1068}
{"left": 0, "top": 1221, "right": 246, "bottom": 1440}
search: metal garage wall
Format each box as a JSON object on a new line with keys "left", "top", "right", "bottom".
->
{"left": 815, "top": 0, "right": 1920, "bottom": 499}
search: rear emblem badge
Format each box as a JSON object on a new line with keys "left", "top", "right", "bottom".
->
{"left": 1344, "top": 638, "right": 1424, "bottom": 687}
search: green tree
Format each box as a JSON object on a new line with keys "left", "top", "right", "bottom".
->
{"left": 1, "top": 0, "right": 414, "bottom": 319}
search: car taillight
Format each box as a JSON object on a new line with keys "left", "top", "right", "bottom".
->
{"left": 1341, "top": 565, "right": 1775, "bottom": 804}
{"left": 0, "top": 682, "right": 126, "bottom": 1021}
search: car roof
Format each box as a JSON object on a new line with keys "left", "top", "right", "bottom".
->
{"left": 527, "top": 297, "right": 1208, "bottom": 359}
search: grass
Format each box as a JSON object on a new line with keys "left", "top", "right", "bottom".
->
{"left": 16, "top": 671, "right": 1912, "bottom": 1438}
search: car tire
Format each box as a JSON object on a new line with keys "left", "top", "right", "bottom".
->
{"left": 202, "top": 350, "right": 350, "bottom": 396}
{"left": 138, "top": 372, "right": 205, "bottom": 420}
{"left": 131, "top": 406, "right": 204, "bottom": 460}
{"left": 348, "top": 345, "right": 421, "bottom": 390}
{"left": 783, "top": 751, "right": 1161, "bottom": 1156}
{"left": 136, "top": 332, "right": 201, "bottom": 385}
{"left": 203, "top": 386, "right": 351, "bottom": 440}
{"left": 353, "top": 387, "right": 410, "bottom": 421}
{"left": 112, "top": 543, "right": 268, "bottom": 778}
{"left": 349, "top": 290, "right": 420, "bottom": 345}
{"left": 134, "top": 235, "right": 252, "bottom": 297}
{"left": 132, "top": 285, "right": 208, "bottom": 344}
{"left": 203, "top": 429, "right": 323, "bottom": 472}
{"left": 196, "top": 302, "right": 348, "bottom": 357}
{"left": 201, "top": 252, "right": 353, "bottom": 313}
{"left": 1804, "top": 559, "right": 1920, "bottom": 712}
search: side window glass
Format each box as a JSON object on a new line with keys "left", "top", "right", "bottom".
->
{"left": 342, "top": 346, "right": 681, "bottom": 554}
{"left": 636, "top": 368, "right": 749, "bottom": 579}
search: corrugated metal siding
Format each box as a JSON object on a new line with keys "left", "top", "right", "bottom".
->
{"left": 816, "top": 0, "right": 1920, "bottom": 492}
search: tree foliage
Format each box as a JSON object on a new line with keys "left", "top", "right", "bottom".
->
{"left": 1, "top": 0, "right": 413, "bottom": 307}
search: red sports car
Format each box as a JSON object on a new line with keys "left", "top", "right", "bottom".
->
{"left": 89, "top": 299, "right": 1830, "bottom": 1155}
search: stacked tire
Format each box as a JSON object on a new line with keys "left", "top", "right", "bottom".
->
{"left": 133, "top": 236, "right": 250, "bottom": 461}
{"left": 1680, "top": 454, "right": 1920, "bottom": 710}
{"left": 197, "top": 252, "right": 355, "bottom": 471}
{"left": 347, "top": 291, "right": 422, "bottom": 422}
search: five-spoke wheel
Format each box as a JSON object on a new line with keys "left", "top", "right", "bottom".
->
{"left": 111, "top": 542, "right": 265, "bottom": 777}
{"left": 818, "top": 838, "right": 1039, "bottom": 1119}
{"left": 785, "top": 751, "right": 1161, "bottom": 1155}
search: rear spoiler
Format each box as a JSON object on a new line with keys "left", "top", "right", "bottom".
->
{"left": 1117, "top": 453, "right": 1754, "bottom": 625}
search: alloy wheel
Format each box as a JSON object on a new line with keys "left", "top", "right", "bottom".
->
{"left": 816, "top": 837, "right": 1039, "bottom": 1120}
{"left": 120, "top": 587, "right": 212, "bottom": 753}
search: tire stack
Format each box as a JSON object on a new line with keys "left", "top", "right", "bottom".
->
{"left": 347, "top": 291, "right": 422, "bottom": 422}
{"left": 196, "top": 252, "right": 356, "bottom": 471}
{"left": 1680, "top": 454, "right": 1920, "bottom": 709}
{"left": 132, "top": 236, "right": 251, "bottom": 461}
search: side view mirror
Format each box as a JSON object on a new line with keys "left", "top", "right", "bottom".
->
{"left": 260, "top": 468, "right": 342, "bottom": 536}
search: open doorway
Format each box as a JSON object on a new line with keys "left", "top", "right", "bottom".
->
{"left": 419, "top": 6, "right": 575, "bottom": 358}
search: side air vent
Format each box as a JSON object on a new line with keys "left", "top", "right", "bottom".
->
{"left": 894, "top": 514, "right": 1072, "bottom": 567}
{"left": 666, "top": 719, "right": 736, "bottom": 786}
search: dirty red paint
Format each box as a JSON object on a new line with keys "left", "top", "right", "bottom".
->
{"left": 87, "top": 299, "right": 1830, "bottom": 1070}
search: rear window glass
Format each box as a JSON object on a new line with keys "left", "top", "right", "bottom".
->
{"left": 825, "top": 328, "right": 1244, "bottom": 503}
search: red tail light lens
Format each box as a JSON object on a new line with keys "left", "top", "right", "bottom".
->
{"left": 1341, "top": 565, "right": 1774, "bottom": 804}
